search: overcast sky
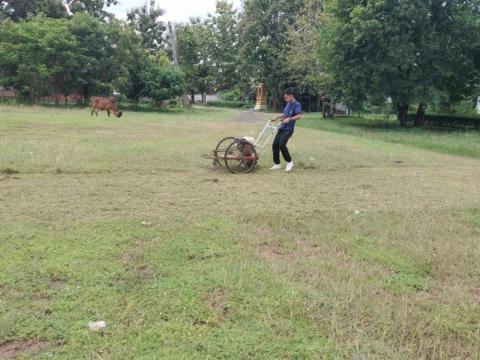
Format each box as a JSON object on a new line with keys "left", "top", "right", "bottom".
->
{"left": 110, "top": 0, "right": 242, "bottom": 22}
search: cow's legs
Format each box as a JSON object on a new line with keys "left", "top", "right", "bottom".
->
{"left": 107, "top": 110, "right": 110, "bottom": 117}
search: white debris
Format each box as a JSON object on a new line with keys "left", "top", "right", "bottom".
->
{"left": 141, "top": 221, "right": 153, "bottom": 227}
{"left": 354, "top": 210, "right": 361, "bottom": 215}
{"left": 88, "top": 321, "right": 106, "bottom": 331}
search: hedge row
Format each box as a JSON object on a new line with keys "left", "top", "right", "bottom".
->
{"left": 407, "top": 114, "right": 480, "bottom": 129}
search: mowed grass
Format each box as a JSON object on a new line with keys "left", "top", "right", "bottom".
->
{"left": 0, "top": 105, "right": 480, "bottom": 359}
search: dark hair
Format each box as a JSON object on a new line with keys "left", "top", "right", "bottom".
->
{"left": 282, "top": 88, "right": 294, "bottom": 96}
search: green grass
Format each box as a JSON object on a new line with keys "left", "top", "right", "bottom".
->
{"left": 1, "top": 106, "right": 480, "bottom": 359}
{"left": 299, "top": 113, "right": 480, "bottom": 158}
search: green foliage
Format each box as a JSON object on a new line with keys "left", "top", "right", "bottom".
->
{"left": 205, "top": 1, "right": 240, "bottom": 91}
{"left": 0, "top": 14, "right": 137, "bottom": 101}
{"left": 217, "top": 87, "right": 243, "bottom": 101}
{"left": 66, "top": 0, "right": 118, "bottom": 19}
{"left": 67, "top": 14, "right": 134, "bottom": 99}
{"left": 0, "top": 0, "right": 68, "bottom": 21}
{"left": 0, "top": 0, "right": 478, "bottom": 118}
{"left": 321, "top": 0, "right": 480, "bottom": 123}
{"left": 406, "top": 113, "right": 480, "bottom": 129}
{"left": 140, "top": 56, "right": 186, "bottom": 108}
{"left": 127, "top": 0, "right": 165, "bottom": 54}
{"left": 176, "top": 19, "right": 214, "bottom": 98}
{"left": 239, "top": 0, "right": 304, "bottom": 108}
{"left": 0, "top": 17, "right": 79, "bottom": 98}
{"left": 285, "top": 0, "right": 324, "bottom": 95}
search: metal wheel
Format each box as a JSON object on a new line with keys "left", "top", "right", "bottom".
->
{"left": 213, "top": 137, "right": 236, "bottom": 166}
{"left": 224, "top": 140, "right": 258, "bottom": 174}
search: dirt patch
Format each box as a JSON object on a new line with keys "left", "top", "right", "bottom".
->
{"left": 0, "top": 340, "right": 46, "bottom": 359}
{"left": 258, "top": 242, "right": 289, "bottom": 261}
{"left": 117, "top": 243, "right": 154, "bottom": 281}
{"left": 50, "top": 279, "right": 67, "bottom": 289}
{"left": 202, "top": 288, "right": 230, "bottom": 320}
{"left": 32, "top": 293, "right": 51, "bottom": 308}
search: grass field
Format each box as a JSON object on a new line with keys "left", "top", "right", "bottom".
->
{"left": 1, "top": 106, "right": 479, "bottom": 359}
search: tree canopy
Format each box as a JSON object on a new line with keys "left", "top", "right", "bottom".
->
{"left": 0, "top": 0, "right": 478, "bottom": 119}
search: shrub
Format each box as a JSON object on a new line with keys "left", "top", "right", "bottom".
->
{"left": 407, "top": 113, "right": 480, "bottom": 129}
{"left": 217, "top": 88, "right": 244, "bottom": 102}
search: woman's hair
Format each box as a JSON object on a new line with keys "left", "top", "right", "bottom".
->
{"left": 282, "top": 88, "right": 294, "bottom": 96}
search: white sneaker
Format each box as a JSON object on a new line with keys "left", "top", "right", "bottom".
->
{"left": 285, "top": 162, "right": 294, "bottom": 172}
{"left": 270, "top": 164, "right": 282, "bottom": 170}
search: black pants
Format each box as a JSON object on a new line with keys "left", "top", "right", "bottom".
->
{"left": 272, "top": 129, "right": 293, "bottom": 164}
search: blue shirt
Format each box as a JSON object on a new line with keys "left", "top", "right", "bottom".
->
{"left": 280, "top": 101, "right": 302, "bottom": 131}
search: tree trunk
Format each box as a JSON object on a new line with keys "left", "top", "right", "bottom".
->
{"left": 181, "top": 95, "right": 191, "bottom": 107}
{"left": 191, "top": 93, "right": 195, "bottom": 104}
{"left": 414, "top": 103, "right": 426, "bottom": 127}
{"left": 397, "top": 104, "right": 409, "bottom": 127}
{"left": 322, "top": 102, "right": 328, "bottom": 118}
{"left": 202, "top": 92, "right": 207, "bottom": 106}
{"left": 329, "top": 101, "right": 336, "bottom": 118}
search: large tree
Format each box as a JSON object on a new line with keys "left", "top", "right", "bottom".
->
{"left": 239, "top": 0, "right": 304, "bottom": 109}
{"left": 69, "top": 13, "right": 135, "bottom": 100}
{"left": 176, "top": 19, "right": 214, "bottom": 104}
{"left": 127, "top": 0, "right": 166, "bottom": 54}
{"left": 321, "top": 0, "right": 480, "bottom": 126}
{"left": 0, "top": 17, "right": 81, "bottom": 99}
{"left": 66, "top": 0, "right": 118, "bottom": 19}
{"left": 285, "top": 0, "right": 339, "bottom": 114}
{"left": 205, "top": 0, "right": 240, "bottom": 91}
{"left": 0, "top": 0, "right": 68, "bottom": 20}
{"left": 140, "top": 53, "right": 186, "bottom": 109}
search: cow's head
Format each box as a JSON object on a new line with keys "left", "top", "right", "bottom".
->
{"left": 115, "top": 111, "right": 123, "bottom": 118}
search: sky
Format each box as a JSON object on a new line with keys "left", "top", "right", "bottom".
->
{"left": 110, "top": 0, "right": 242, "bottom": 22}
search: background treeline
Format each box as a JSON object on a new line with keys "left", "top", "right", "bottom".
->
{"left": 0, "top": 0, "right": 479, "bottom": 124}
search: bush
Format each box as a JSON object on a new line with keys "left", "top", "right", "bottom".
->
{"left": 407, "top": 113, "right": 480, "bottom": 129}
{"left": 217, "top": 88, "right": 244, "bottom": 101}
{"left": 207, "top": 100, "right": 250, "bottom": 109}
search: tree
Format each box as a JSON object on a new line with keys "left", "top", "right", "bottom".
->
{"left": 321, "top": 0, "right": 480, "bottom": 126}
{"left": 285, "top": 0, "right": 336, "bottom": 113}
{"left": 205, "top": 1, "right": 240, "bottom": 91}
{"left": 0, "top": 17, "right": 80, "bottom": 100}
{"left": 176, "top": 19, "right": 213, "bottom": 105}
{"left": 0, "top": 0, "right": 119, "bottom": 21}
{"left": 239, "top": 0, "right": 304, "bottom": 109}
{"left": 66, "top": 0, "right": 118, "bottom": 19}
{"left": 68, "top": 13, "right": 133, "bottom": 101}
{"left": 140, "top": 54, "right": 186, "bottom": 109}
{"left": 0, "top": 0, "right": 68, "bottom": 21}
{"left": 127, "top": 0, "right": 166, "bottom": 54}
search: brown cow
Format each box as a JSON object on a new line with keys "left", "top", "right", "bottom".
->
{"left": 91, "top": 97, "right": 123, "bottom": 118}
